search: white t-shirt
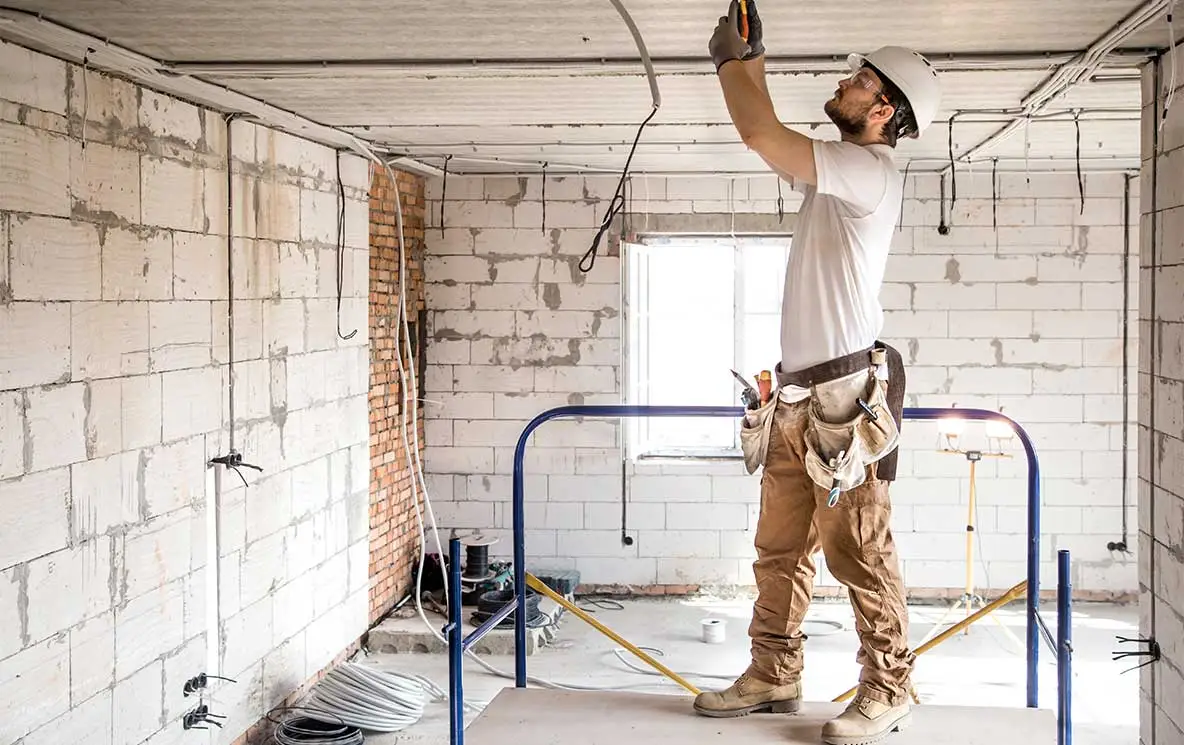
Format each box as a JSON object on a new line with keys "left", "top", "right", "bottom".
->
{"left": 779, "top": 139, "right": 903, "bottom": 375}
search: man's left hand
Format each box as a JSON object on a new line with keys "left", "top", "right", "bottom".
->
{"left": 709, "top": 0, "right": 751, "bottom": 72}
{"left": 742, "top": 0, "right": 765, "bottom": 60}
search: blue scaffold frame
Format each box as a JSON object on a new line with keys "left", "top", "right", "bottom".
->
{"left": 445, "top": 405, "right": 1073, "bottom": 745}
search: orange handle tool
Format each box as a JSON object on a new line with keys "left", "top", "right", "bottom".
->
{"left": 739, "top": 0, "right": 750, "bottom": 41}
{"left": 757, "top": 370, "right": 772, "bottom": 403}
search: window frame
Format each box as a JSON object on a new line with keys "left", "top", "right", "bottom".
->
{"left": 623, "top": 232, "right": 793, "bottom": 462}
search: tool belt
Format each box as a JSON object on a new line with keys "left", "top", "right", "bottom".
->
{"left": 740, "top": 342, "right": 906, "bottom": 491}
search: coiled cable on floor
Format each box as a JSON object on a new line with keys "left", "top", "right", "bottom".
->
{"left": 302, "top": 663, "right": 429, "bottom": 732}
{"left": 268, "top": 707, "right": 363, "bottom": 745}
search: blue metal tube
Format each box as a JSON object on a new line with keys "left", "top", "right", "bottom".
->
{"left": 1057, "top": 549, "right": 1073, "bottom": 745}
{"left": 509, "top": 404, "right": 1042, "bottom": 707}
{"left": 448, "top": 538, "right": 464, "bottom": 745}
{"left": 512, "top": 405, "right": 741, "bottom": 686}
{"left": 464, "top": 601, "right": 516, "bottom": 651}
{"left": 902, "top": 407, "right": 1044, "bottom": 708}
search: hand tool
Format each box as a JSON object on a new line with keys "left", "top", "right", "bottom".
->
{"left": 730, "top": 369, "right": 760, "bottom": 410}
{"left": 756, "top": 370, "right": 772, "bottom": 403}
{"left": 738, "top": 0, "right": 750, "bottom": 41}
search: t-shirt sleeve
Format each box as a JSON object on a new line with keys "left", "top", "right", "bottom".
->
{"left": 812, "top": 139, "right": 890, "bottom": 215}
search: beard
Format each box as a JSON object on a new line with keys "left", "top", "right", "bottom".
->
{"left": 825, "top": 96, "right": 872, "bottom": 137}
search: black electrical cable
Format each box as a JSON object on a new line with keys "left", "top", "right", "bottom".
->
{"left": 937, "top": 172, "right": 950, "bottom": 235}
{"left": 896, "top": 160, "right": 913, "bottom": 233}
{"left": 472, "top": 589, "right": 544, "bottom": 628}
{"left": 947, "top": 113, "right": 958, "bottom": 209}
{"left": 1110, "top": 172, "right": 1133, "bottom": 555}
{"left": 579, "top": 105, "right": 658, "bottom": 273}
{"left": 439, "top": 154, "right": 451, "bottom": 238}
{"left": 267, "top": 707, "right": 363, "bottom": 745}
{"left": 335, "top": 152, "right": 357, "bottom": 341}
{"left": 541, "top": 162, "right": 548, "bottom": 234}
{"left": 991, "top": 158, "right": 998, "bottom": 231}
{"left": 776, "top": 177, "right": 785, "bottom": 223}
{"left": 1074, "top": 110, "right": 1084, "bottom": 214}
{"left": 578, "top": 597, "right": 625, "bottom": 612}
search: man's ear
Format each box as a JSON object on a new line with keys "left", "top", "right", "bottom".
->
{"left": 870, "top": 101, "right": 896, "bottom": 128}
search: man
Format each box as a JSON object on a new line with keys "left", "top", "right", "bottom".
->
{"left": 696, "top": 3, "right": 942, "bottom": 744}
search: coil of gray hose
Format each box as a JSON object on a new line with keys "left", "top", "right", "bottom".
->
{"left": 304, "top": 663, "right": 429, "bottom": 732}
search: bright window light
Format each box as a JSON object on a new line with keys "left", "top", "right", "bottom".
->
{"left": 625, "top": 234, "right": 791, "bottom": 459}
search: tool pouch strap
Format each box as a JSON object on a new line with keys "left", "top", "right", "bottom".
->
{"left": 739, "top": 393, "right": 778, "bottom": 475}
{"left": 802, "top": 369, "right": 899, "bottom": 497}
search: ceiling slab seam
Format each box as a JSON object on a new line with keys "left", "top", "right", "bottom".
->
{"left": 0, "top": 8, "right": 441, "bottom": 177}
{"left": 164, "top": 50, "right": 1157, "bottom": 79}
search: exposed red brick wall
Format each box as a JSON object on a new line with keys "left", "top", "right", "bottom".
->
{"left": 369, "top": 166, "right": 427, "bottom": 624}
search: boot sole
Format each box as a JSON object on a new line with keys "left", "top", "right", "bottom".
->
{"left": 821, "top": 711, "right": 912, "bottom": 745}
{"left": 693, "top": 698, "right": 802, "bottom": 718}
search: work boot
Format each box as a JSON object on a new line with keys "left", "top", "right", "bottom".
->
{"left": 821, "top": 693, "right": 911, "bottom": 745}
{"left": 692, "top": 673, "right": 801, "bottom": 717}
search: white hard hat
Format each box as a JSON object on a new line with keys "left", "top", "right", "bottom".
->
{"left": 847, "top": 46, "right": 942, "bottom": 138}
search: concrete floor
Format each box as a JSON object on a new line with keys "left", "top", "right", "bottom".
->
{"left": 349, "top": 594, "right": 1140, "bottom": 745}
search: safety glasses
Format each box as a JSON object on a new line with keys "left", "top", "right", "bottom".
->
{"left": 844, "top": 69, "right": 891, "bottom": 106}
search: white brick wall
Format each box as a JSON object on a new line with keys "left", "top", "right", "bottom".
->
{"left": 0, "top": 40, "right": 370, "bottom": 745}
{"left": 424, "top": 168, "right": 1139, "bottom": 596}
{"left": 1139, "top": 56, "right": 1184, "bottom": 745}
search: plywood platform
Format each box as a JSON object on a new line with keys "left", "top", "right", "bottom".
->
{"left": 465, "top": 689, "right": 1057, "bottom": 744}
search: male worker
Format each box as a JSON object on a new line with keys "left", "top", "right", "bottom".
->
{"left": 696, "top": 3, "right": 942, "bottom": 744}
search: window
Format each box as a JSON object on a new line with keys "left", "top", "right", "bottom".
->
{"left": 625, "top": 234, "right": 792, "bottom": 459}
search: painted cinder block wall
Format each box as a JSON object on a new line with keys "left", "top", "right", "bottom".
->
{"left": 421, "top": 168, "right": 1140, "bottom": 600}
{"left": 0, "top": 39, "right": 401, "bottom": 745}
{"left": 1138, "top": 49, "right": 1184, "bottom": 745}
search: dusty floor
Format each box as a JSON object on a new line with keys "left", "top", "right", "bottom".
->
{"left": 347, "top": 594, "right": 1139, "bottom": 745}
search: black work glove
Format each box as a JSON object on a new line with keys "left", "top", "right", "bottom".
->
{"left": 742, "top": 0, "right": 765, "bottom": 60}
{"left": 709, "top": 0, "right": 751, "bottom": 71}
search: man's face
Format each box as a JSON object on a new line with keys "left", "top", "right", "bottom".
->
{"left": 825, "top": 66, "right": 889, "bottom": 136}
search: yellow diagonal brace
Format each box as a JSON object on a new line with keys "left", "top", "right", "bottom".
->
{"left": 524, "top": 573, "right": 702, "bottom": 696}
{"left": 831, "top": 579, "right": 1029, "bottom": 703}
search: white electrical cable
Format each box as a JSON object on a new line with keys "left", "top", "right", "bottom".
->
{"left": 607, "top": 0, "right": 661, "bottom": 110}
{"left": 304, "top": 664, "right": 428, "bottom": 731}
{"left": 1162, "top": 0, "right": 1179, "bottom": 136}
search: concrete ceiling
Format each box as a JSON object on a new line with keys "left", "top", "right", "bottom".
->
{"left": 0, "top": 0, "right": 1176, "bottom": 175}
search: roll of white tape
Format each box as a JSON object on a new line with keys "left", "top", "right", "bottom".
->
{"left": 701, "top": 618, "right": 726, "bottom": 644}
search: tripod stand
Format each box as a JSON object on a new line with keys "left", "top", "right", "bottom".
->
{"left": 918, "top": 446, "right": 1025, "bottom": 652}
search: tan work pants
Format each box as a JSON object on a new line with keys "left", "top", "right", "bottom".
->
{"left": 745, "top": 393, "right": 915, "bottom": 706}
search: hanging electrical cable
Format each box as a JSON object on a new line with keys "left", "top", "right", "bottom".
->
{"left": 541, "top": 162, "right": 548, "bottom": 234}
{"left": 336, "top": 151, "right": 357, "bottom": 341}
{"left": 1074, "top": 110, "right": 1085, "bottom": 214}
{"left": 439, "top": 154, "right": 451, "bottom": 238}
{"left": 579, "top": 0, "right": 661, "bottom": 273}
{"left": 947, "top": 113, "right": 958, "bottom": 210}
{"left": 1161, "top": 0, "right": 1178, "bottom": 133}
{"left": 991, "top": 158, "right": 999, "bottom": 231}
{"left": 896, "top": 161, "right": 913, "bottom": 233}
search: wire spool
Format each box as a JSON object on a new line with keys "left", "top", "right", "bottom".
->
{"left": 459, "top": 533, "right": 497, "bottom": 582}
